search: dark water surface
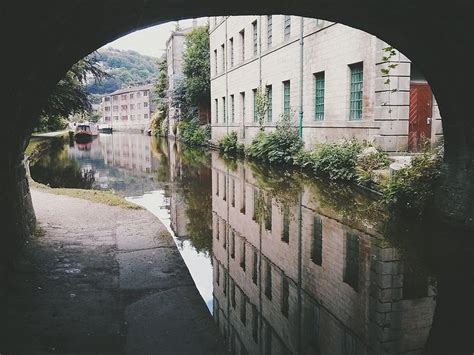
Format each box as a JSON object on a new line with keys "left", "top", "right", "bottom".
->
{"left": 31, "top": 132, "right": 473, "bottom": 355}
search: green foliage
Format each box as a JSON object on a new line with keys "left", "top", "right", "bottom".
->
{"left": 246, "top": 115, "right": 303, "bottom": 164}
{"left": 154, "top": 58, "right": 169, "bottom": 118}
{"left": 383, "top": 144, "right": 443, "bottom": 215}
{"left": 183, "top": 26, "right": 210, "bottom": 106}
{"left": 178, "top": 121, "right": 210, "bottom": 146}
{"left": 86, "top": 48, "right": 157, "bottom": 95}
{"left": 37, "top": 57, "right": 105, "bottom": 132}
{"left": 218, "top": 131, "right": 244, "bottom": 156}
{"left": 255, "top": 86, "right": 269, "bottom": 130}
{"left": 308, "top": 139, "right": 363, "bottom": 181}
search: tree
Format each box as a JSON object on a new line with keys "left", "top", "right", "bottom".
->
{"left": 182, "top": 25, "right": 210, "bottom": 110}
{"left": 36, "top": 56, "right": 105, "bottom": 132}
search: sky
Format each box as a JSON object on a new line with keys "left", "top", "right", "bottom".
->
{"left": 102, "top": 17, "right": 208, "bottom": 58}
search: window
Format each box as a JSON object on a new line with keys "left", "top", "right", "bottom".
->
{"left": 222, "top": 96, "right": 226, "bottom": 123}
{"left": 264, "top": 195, "right": 272, "bottom": 231}
{"left": 282, "top": 205, "right": 290, "bottom": 243}
{"left": 143, "top": 91, "right": 148, "bottom": 96}
{"left": 214, "top": 49, "right": 218, "bottom": 75}
{"left": 113, "top": 96, "right": 118, "bottom": 101}
{"left": 252, "top": 21, "right": 258, "bottom": 56}
{"left": 130, "top": 104, "right": 135, "bottom": 110}
{"left": 130, "top": 114, "right": 135, "bottom": 120}
{"left": 230, "top": 94, "right": 235, "bottom": 122}
{"left": 253, "top": 89, "right": 258, "bottom": 122}
{"left": 266, "top": 85, "right": 272, "bottom": 122}
{"left": 223, "top": 271, "right": 227, "bottom": 295}
{"left": 344, "top": 233, "right": 360, "bottom": 291}
{"left": 144, "top": 102, "right": 148, "bottom": 107}
{"left": 252, "top": 188, "right": 259, "bottom": 221}
{"left": 252, "top": 250, "right": 258, "bottom": 284}
{"left": 121, "top": 94, "right": 127, "bottom": 100}
{"left": 241, "top": 91, "right": 246, "bottom": 123}
{"left": 215, "top": 98, "right": 218, "bottom": 123}
{"left": 104, "top": 106, "right": 110, "bottom": 112}
{"left": 240, "top": 239, "right": 246, "bottom": 271}
{"left": 137, "top": 92, "right": 141, "bottom": 98}
{"left": 311, "top": 215, "right": 323, "bottom": 265}
{"left": 105, "top": 116, "right": 110, "bottom": 121}
{"left": 121, "top": 105, "right": 127, "bottom": 110}
{"left": 229, "top": 38, "right": 234, "bottom": 67}
{"left": 113, "top": 106, "right": 118, "bottom": 112}
{"left": 230, "top": 230, "right": 235, "bottom": 258}
{"left": 221, "top": 44, "right": 225, "bottom": 72}
{"left": 230, "top": 178, "right": 235, "bottom": 207}
{"left": 129, "top": 93, "right": 134, "bottom": 99}
{"left": 240, "top": 29, "right": 245, "bottom": 62}
{"left": 283, "top": 80, "right": 291, "bottom": 116}
{"left": 223, "top": 174, "right": 227, "bottom": 201}
{"left": 349, "top": 63, "right": 363, "bottom": 120}
{"left": 281, "top": 276, "right": 289, "bottom": 317}
{"left": 267, "top": 15, "right": 272, "bottom": 48}
{"left": 104, "top": 97, "right": 110, "bottom": 102}
{"left": 113, "top": 116, "right": 118, "bottom": 121}
{"left": 144, "top": 114, "right": 148, "bottom": 119}
{"left": 284, "top": 15, "right": 291, "bottom": 40}
{"left": 314, "top": 72, "right": 325, "bottom": 120}
{"left": 240, "top": 175, "right": 246, "bottom": 214}
{"left": 121, "top": 115, "right": 128, "bottom": 120}
{"left": 240, "top": 292, "right": 247, "bottom": 325}
{"left": 264, "top": 260, "right": 272, "bottom": 299}
{"left": 137, "top": 103, "right": 142, "bottom": 109}
{"left": 231, "top": 279, "right": 236, "bottom": 308}
{"left": 252, "top": 304, "right": 258, "bottom": 343}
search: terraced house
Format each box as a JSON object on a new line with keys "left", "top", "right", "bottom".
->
{"left": 209, "top": 16, "right": 442, "bottom": 152}
{"left": 99, "top": 83, "right": 154, "bottom": 131}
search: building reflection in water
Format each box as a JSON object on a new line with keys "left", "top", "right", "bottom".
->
{"left": 211, "top": 153, "right": 436, "bottom": 355}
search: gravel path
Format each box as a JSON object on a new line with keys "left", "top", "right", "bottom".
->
{"left": 2, "top": 188, "right": 224, "bottom": 354}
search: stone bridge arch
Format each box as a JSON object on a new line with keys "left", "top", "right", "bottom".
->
{"left": 2, "top": 0, "right": 473, "bottom": 258}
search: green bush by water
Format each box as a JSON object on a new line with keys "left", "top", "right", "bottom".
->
{"left": 246, "top": 117, "right": 303, "bottom": 165}
{"left": 383, "top": 144, "right": 443, "bottom": 215}
{"left": 218, "top": 131, "right": 245, "bottom": 156}
{"left": 178, "top": 121, "right": 210, "bottom": 146}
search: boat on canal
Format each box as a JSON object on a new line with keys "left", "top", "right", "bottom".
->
{"left": 74, "top": 123, "right": 98, "bottom": 142}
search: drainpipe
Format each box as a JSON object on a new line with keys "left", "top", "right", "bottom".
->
{"left": 298, "top": 17, "right": 304, "bottom": 139}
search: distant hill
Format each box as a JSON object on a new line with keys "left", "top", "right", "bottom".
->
{"left": 86, "top": 48, "right": 158, "bottom": 98}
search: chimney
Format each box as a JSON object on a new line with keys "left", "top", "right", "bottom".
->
{"left": 192, "top": 18, "right": 197, "bottom": 28}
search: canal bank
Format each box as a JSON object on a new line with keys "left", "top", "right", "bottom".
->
{"left": 2, "top": 187, "right": 224, "bottom": 354}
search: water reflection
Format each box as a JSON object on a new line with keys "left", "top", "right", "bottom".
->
{"left": 30, "top": 133, "right": 473, "bottom": 354}
{"left": 211, "top": 154, "right": 440, "bottom": 354}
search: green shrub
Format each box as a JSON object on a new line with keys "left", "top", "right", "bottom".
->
{"left": 218, "top": 131, "right": 244, "bottom": 155}
{"left": 355, "top": 145, "right": 390, "bottom": 187}
{"left": 311, "top": 139, "right": 363, "bottom": 181}
{"left": 383, "top": 145, "right": 443, "bottom": 214}
{"left": 178, "top": 121, "right": 210, "bottom": 146}
{"left": 246, "top": 116, "right": 303, "bottom": 164}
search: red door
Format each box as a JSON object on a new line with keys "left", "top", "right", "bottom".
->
{"left": 409, "top": 83, "right": 433, "bottom": 152}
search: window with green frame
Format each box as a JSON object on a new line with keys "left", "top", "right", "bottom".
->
{"left": 314, "top": 72, "right": 325, "bottom": 120}
{"left": 266, "top": 85, "right": 272, "bottom": 122}
{"left": 283, "top": 80, "right": 291, "bottom": 116}
{"left": 311, "top": 215, "right": 323, "bottom": 265}
{"left": 284, "top": 15, "right": 291, "bottom": 40}
{"left": 253, "top": 88, "right": 258, "bottom": 122}
{"left": 222, "top": 96, "right": 226, "bottom": 123}
{"left": 349, "top": 63, "right": 363, "bottom": 120}
{"left": 230, "top": 94, "right": 235, "bottom": 122}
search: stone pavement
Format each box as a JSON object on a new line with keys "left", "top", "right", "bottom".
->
{"left": 1, "top": 188, "right": 225, "bottom": 354}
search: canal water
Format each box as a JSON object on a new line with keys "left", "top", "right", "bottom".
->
{"left": 30, "top": 132, "right": 473, "bottom": 355}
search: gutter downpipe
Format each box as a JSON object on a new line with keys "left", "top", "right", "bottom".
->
{"left": 299, "top": 17, "right": 304, "bottom": 139}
